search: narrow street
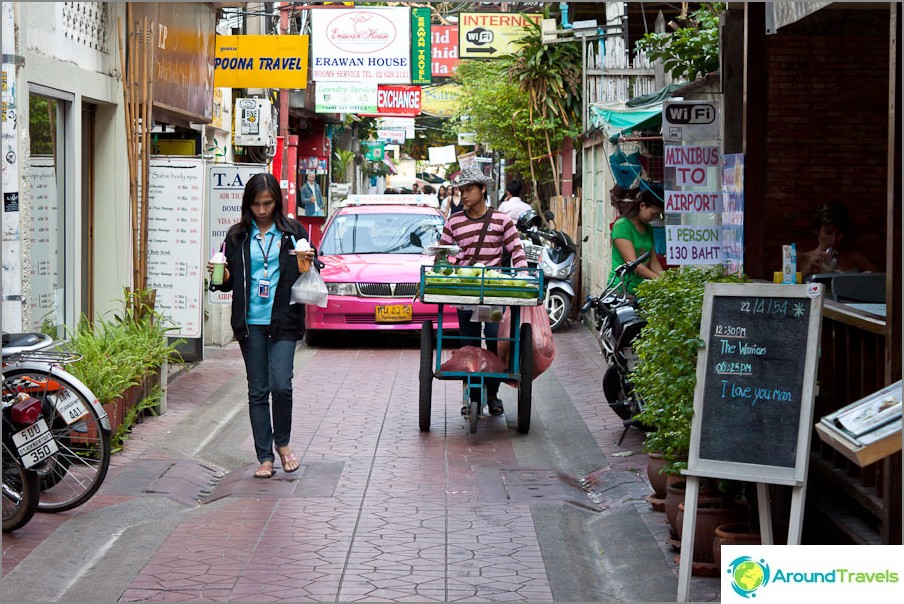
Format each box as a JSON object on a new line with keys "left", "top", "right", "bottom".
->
{"left": 2, "top": 324, "right": 719, "bottom": 602}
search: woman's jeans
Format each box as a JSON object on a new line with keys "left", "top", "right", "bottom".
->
{"left": 456, "top": 307, "right": 500, "bottom": 403}
{"left": 238, "top": 326, "right": 296, "bottom": 463}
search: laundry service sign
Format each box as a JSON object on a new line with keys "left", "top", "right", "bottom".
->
{"left": 311, "top": 7, "right": 411, "bottom": 83}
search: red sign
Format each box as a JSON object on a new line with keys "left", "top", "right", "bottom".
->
{"left": 376, "top": 85, "right": 422, "bottom": 116}
{"left": 431, "top": 25, "right": 459, "bottom": 77}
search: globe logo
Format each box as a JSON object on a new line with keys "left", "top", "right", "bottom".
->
{"left": 727, "top": 556, "right": 771, "bottom": 598}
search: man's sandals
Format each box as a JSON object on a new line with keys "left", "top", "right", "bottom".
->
{"left": 277, "top": 446, "right": 300, "bottom": 473}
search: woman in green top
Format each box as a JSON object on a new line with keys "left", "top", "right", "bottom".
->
{"left": 608, "top": 188, "right": 665, "bottom": 295}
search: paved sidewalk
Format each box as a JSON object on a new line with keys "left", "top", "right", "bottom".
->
{"left": 2, "top": 323, "right": 719, "bottom": 602}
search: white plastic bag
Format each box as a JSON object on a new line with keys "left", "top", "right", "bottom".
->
{"left": 290, "top": 267, "right": 328, "bottom": 307}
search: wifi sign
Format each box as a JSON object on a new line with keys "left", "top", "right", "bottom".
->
{"left": 662, "top": 100, "right": 721, "bottom": 142}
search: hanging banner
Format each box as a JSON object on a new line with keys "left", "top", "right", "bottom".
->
{"left": 410, "top": 7, "right": 431, "bottom": 85}
{"left": 428, "top": 145, "right": 457, "bottom": 165}
{"left": 214, "top": 35, "right": 309, "bottom": 89}
{"left": 431, "top": 26, "right": 460, "bottom": 76}
{"left": 421, "top": 83, "right": 461, "bottom": 117}
{"left": 721, "top": 153, "right": 745, "bottom": 275}
{"left": 362, "top": 141, "right": 386, "bottom": 161}
{"left": 315, "top": 81, "right": 377, "bottom": 113}
{"left": 458, "top": 12, "right": 542, "bottom": 59}
{"left": 360, "top": 85, "right": 422, "bottom": 117}
{"left": 665, "top": 225, "right": 723, "bottom": 265}
{"left": 311, "top": 7, "right": 411, "bottom": 82}
{"left": 377, "top": 129, "right": 407, "bottom": 144}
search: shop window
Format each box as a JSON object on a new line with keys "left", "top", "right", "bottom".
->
{"left": 27, "top": 94, "right": 67, "bottom": 338}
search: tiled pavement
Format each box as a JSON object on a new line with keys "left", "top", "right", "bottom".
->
{"left": 1, "top": 322, "right": 719, "bottom": 602}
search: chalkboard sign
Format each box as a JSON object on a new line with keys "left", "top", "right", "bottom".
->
{"left": 686, "top": 283, "right": 824, "bottom": 485}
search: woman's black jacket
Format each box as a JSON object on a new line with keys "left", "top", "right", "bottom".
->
{"left": 210, "top": 218, "right": 312, "bottom": 342}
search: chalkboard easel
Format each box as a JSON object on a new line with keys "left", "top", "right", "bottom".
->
{"left": 677, "top": 282, "right": 824, "bottom": 601}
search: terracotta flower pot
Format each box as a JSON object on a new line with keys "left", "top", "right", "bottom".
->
{"left": 713, "top": 521, "right": 761, "bottom": 569}
{"left": 646, "top": 453, "right": 669, "bottom": 499}
{"left": 677, "top": 501, "right": 747, "bottom": 565}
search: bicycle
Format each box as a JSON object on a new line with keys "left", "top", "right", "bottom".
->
{"left": 2, "top": 332, "right": 112, "bottom": 513}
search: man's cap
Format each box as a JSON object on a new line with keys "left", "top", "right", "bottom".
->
{"left": 452, "top": 166, "right": 490, "bottom": 188}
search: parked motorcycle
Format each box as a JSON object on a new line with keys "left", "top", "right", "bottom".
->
{"left": 580, "top": 251, "right": 652, "bottom": 445}
{"left": 516, "top": 210, "right": 577, "bottom": 331}
{"left": 2, "top": 389, "right": 58, "bottom": 532}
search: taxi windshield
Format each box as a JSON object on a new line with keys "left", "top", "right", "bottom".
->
{"left": 319, "top": 212, "right": 444, "bottom": 255}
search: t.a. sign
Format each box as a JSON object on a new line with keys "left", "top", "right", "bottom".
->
{"left": 663, "top": 100, "right": 720, "bottom": 141}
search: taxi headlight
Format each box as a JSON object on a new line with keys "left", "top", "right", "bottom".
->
{"left": 326, "top": 282, "right": 357, "bottom": 296}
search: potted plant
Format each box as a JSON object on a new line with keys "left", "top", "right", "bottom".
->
{"left": 631, "top": 266, "right": 748, "bottom": 475}
{"left": 629, "top": 266, "right": 747, "bottom": 572}
{"left": 63, "top": 290, "right": 183, "bottom": 450}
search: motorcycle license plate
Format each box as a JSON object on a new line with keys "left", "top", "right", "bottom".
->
{"left": 54, "top": 390, "right": 89, "bottom": 425}
{"left": 376, "top": 304, "right": 412, "bottom": 323}
{"left": 12, "top": 418, "right": 59, "bottom": 469}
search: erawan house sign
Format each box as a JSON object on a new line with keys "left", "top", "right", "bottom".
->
{"left": 311, "top": 7, "right": 411, "bottom": 83}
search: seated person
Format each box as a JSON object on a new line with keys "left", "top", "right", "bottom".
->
{"left": 799, "top": 202, "right": 878, "bottom": 279}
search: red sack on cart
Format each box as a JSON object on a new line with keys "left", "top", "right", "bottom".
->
{"left": 440, "top": 346, "right": 506, "bottom": 374}
{"left": 497, "top": 305, "right": 556, "bottom": 384}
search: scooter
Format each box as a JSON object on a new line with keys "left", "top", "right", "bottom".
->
{"left": 516, "top": 210, "right": 577, "bottom": 332}
{"left": 580, "top": 251, "right": 651, "bottom": 445}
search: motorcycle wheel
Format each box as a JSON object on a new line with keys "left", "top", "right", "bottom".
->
{"left": 545, "top": 290, "right": 571, "bottom": 332}
{"left": 602, "top": 366, "right": 636, "bottom": 422}
{"left": 2, "top": 443, "right": 40, "bottom": 532}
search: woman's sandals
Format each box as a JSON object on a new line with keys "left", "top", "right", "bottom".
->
{"left": 254, "top": 461, "right": 275, "bottom": 479}
{"left": 277, "top": 446, "right": 300, "bottom": 473}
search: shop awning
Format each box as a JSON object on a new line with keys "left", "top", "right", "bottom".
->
{"left": 589, "top": 102, "right": 662, "bottom": 142}
{"left": 588, "top": 83, "right": 685, "bottom": 142}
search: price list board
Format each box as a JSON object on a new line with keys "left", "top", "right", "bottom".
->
{"left": 146, "top": 157, "right": 205, "bottom": 338}
{"left": 687, "top": 282, "right": 824, "bottom": 485}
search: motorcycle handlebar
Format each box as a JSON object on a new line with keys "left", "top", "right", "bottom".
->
{"left": 615, "top": 251, "right": 651, "bottom": 276}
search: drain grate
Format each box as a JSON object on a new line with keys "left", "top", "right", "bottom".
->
{"left": 500, "top": 469, "right": 600, "bottom": 511}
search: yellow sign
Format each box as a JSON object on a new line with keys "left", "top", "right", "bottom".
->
{"left": 214, "top": 35, "right": 309, "bottom": 89}
{"left": 421, "top": 84, "right": 461, "bottom": 117}
{"left": 458, "top": 12, "right": 542, "bottom": 59}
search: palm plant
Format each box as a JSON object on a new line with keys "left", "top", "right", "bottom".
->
{"left": 501, "top": 15, "right": 582, "bottom": 198}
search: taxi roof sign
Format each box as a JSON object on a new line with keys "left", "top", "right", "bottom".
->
{"left": 336, "top": 195, "right": 440, "bottom": 209}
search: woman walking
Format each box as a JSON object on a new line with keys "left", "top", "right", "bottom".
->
{"left": 208, "top": 173, "right": 316, "bottom": 478}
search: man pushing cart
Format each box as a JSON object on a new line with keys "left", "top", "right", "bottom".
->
{"left": 416, "top": 167, "right": 542, "bottom": 434}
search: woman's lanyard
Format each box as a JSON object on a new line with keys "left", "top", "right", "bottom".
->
{"left": 256, "top": 231, "right": 276, "bottom": 278}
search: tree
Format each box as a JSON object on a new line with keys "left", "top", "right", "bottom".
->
{"left": 453, "top": 11, "right": 582, "bottom": 200}
{"left": 502, "top": 16, "right": 582, "bottom": 197}
{"left": 635, "top": 3, "right": 725, "bottom": 82}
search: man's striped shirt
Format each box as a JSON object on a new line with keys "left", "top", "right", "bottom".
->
{"left": 439, "top": 209, "right": 527, "bottom": 268}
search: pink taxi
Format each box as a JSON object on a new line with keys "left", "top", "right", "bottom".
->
{"left": 304, "top": 195, "right": 459, "bottom": 345}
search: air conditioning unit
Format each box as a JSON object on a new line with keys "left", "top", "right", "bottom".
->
{"left": 234, "top": 98, "right": 272, "bottom": 146}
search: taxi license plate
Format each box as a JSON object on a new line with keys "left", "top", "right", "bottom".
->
{"left": 375, "top": 304, "right": 413, "bottom": 323}
{"left": 12, "top": 418, "right": 59, "bottom": 469}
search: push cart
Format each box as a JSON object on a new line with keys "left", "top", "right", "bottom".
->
{"left": 417, "top": 263, "right": 544, "bottom": 435}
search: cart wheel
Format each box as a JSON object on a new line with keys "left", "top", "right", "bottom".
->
{"left": 419, "top": 321, "right": 434, "bottom": 432}
{"left": 517, "top": 323, "right": 533, "bottom": 434}
{"left": 469, "top": 387, "right": 480, "bottom": 434}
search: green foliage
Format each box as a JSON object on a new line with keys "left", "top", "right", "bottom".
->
{"left": 635, "top": 3, "right": 725, "bottom": 82}
{"left": 62, "top": 290, "right": 183, "bottom": 405}
{"left": 504, "top": 18, "right": 582, "bottom": 132}
{"left": 452, "top": 12, "right": 582, "bottom": 196}
{"left": 111, "top": 386, "right": 162, "bottom": 453}
{"left": 332, "top": 149, "right": 355, "bottom": 183}
{"left": 631, "top": 266, "right": 747, "bottom": 473}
